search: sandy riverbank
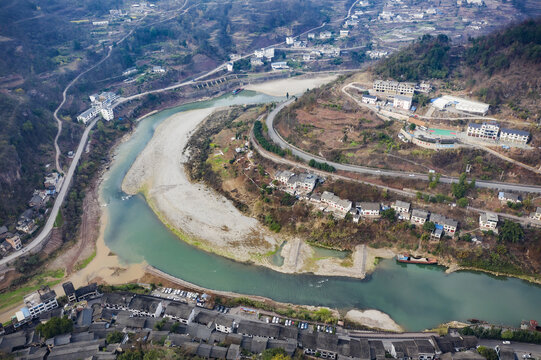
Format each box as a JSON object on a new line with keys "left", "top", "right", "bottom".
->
{"left": 120, "top": 103, "right": 376, "bottom": 279}
{"left": 345, "top": 309, "right": 404, "bottom": 332}
{"left": 245, "top": 75, "right": 338, "bottom": 97}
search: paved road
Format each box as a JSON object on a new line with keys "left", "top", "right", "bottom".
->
{"left": 478, "top": 340, "right": 541, "bottom": 358}
{"left": 0, "top": 118, "right": 99, "bottom": 268}
{"left": 265, "top": 100, "right": 541, "bottom": 194}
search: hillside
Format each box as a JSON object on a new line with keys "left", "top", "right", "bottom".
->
{"left": 374, "top": 19, "right": 541, "bottom": 120}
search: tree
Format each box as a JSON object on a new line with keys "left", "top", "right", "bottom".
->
{"left": 106, "top": 331, "right": 124, "bottom": 344}
{"left": 457, "top": 197, "right": 468, "bottom": 208}
{"left": 499, "top": 220, "right": 524, "bottom": 243}
{"left": 36, "top": 316, "right": 73, "bottom": 339}
{"left": 452, "top": 173, "right": 475, "bottom": 199}
{"left": 423, "top": 221, "right": 436, "bottom": 232}
{"left": 381, "top": 208, "right": 396, "bottom": 222}
{"left": 477, "top": 346, "right": 498, "bottom": 360}
{"left": 408, "top": 123, "right": 416, "bottom": 131}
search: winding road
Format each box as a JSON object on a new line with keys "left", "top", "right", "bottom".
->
{"left": 264, "top": 100, "right": 541, "bottom": 194}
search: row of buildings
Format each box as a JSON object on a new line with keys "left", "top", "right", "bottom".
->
{"left": 466, "top": 122, "right": 530, "bottom": 145}
{"left": 77, "top": 91, "right": 118, "bottom": 124}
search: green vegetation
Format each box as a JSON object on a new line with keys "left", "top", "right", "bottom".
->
{"left": 106, "top": 331, "right": 124, "bottom": 344}
{"left": 499, "top": 220, "right": 524, "bottom": 243}
{"left": 54, "top": 211, "right": 64, "bottom": 228}
{"left": 451, "top": 173, "right": 475, "bottom": 199}
{"left": 308, "top": 159, "right": 336, "bottom": 172}
{"left": 223, "top": 297, "right": 337, "bottom": 324}
{"left": 477, "top": 346, "right": 498, "bottom": 360}
{"left": 460, "top": 326, "right": 541, "bottom": 345}
{"left": 74, "top": 250, "right": 96, "bottom": 271}
{"left": 36, "top": 316, "right": 73, "bottom": 339}
{"left": 254, "top": 120, "right": 286, "bottom": 157}
{"left": 374, "top": 34, "right": 452, "bottom": 81}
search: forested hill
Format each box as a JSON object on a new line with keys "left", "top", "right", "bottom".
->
{"left": 373, "top": 19, "right": 541, "bottom": 120}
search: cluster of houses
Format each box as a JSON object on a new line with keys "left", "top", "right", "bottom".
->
{"left": 466, "top": 121, "right": 530, "bottom": 146}
{"left": 0, "top": 172, "right": 63, "bottom": 258}
{"left": 365, "top": 80, "right": 432, "bottom": 111}
{"left": 1, "top": 283, "right": 492, "bottom": 360}
{"left": 77, "top": 91, "right": 118, "bottom": 125}
{"left": 272, "top": 169, "right": 461, "bottom": 238}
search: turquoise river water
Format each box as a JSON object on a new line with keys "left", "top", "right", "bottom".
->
{"left": 100, "top": 91, "right": 541, "bottom": 331}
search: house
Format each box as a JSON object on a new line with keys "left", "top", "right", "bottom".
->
{"left": 392, "top": 200, "right": 411, "bottom": 217}
{"left": 215, "top": 315, "right": 234, "bottom": 333}
{"left": 321, "top": 191, "right": 353, "bottom": 213}
{"left": 411, "top": 209, "right": 429, "bottom": 225}
{"left": 307, "top": 33, "right": 316, "bottom": 39}
{"left": 250, "top": 58, "right": 263, "bottom": 66}
{"left": 373, "top": 80, "right": 415, "bottom": 95}
{"left": 226, "top": 62, "right": 234, "bottom": 72}
{"left": 467, "top": 122, "right": 499, "bottom": 140}
{"left": 77, "top": 107, "right": 100, "bottom": 124}
{"left": 5, "top": 235, "right": 22, "bottom": 251}
{"left": 16, "top": 216, "right": 36, "bottom": 234}
{"left": 498, "top": 192, "right": 521, "bottom": 203}
{"left": 499, "top": 128, "right": 530, "bottom": 145}
{"left": 264, "top": 48, "right": 275, "bottom": 59}
{"left": 530, "top": 207, "right": 541, "bottom": 221}
{"left": 101, "top": 107, "right": 114, "bottom": 121}
{"left": 271, "top": 62, "right": 289, "bottom": 70}
{"left": 102, "top": 292, "right": 133, "bottom": 310}
{"left": 319, "top": 31, "right": 332, "bottom": 39}
{"left": 152, "top": 66, "right": 166, "bottom": 73}
{"left": 164, "top": 302, "right": 195, "bottom": 324}
{"left": 440, "top": 351, "right": 486, "bottom": 360}
{"left": 92, "top": 20, "right": 109, "bottom": 26}
{"left": 340, "top": 30, "right": 349, "bottom": 37}
{"left": 237, "top": 321, "right": 280, "bottom": 339}
{"left": 357, "top": 202, "right": 380, "bottom": 217}
{"left": 479, "top": 212, "right": 498, "bottom": 230}
{"left": 122, "top": 67, "right": 137, "bottom": 76}
{"left": 275, "top": 170, "right": 294, "bottom": 184}
{"left": 430, "top": 213, "right": 458, "bottom": 235}
{"left": 393, "top": 95, "right": 412, "bottom": 110}
{"left": 23, "top": 286, "right": 58, "bottom": 318}
{"left": 361, "top": 95, "right": 377, "bottom": 105}
{"left": 303, "top": 54, "right": 312, "bottom": 61}
{"left": 431, "top": 228, "right": 443, "bottom": 240}
{"left": 128, "top": 295, "right": 164, "bottom": 317}
{"left": 254, "top": 49, "right": 264, "bottom": 58}
{"left": 286, "top": 36, "right": 294, "bottom": 45}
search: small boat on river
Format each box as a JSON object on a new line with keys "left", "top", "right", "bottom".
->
{"left": 232, "top": 88, "right": 244, "bottom": 95}
{"left": 396, "top": 254, "right": 438, "bottom": 265}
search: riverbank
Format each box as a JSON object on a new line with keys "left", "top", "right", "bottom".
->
{"left": 245, "top": 74, "right": 338, "bottom": 97}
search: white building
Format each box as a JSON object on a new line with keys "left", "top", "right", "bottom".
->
{"left": 226, "top": 62, "right": 234, "bottom": 72}
{"left": 411, "top": 209, "right": 429, "bottom": 225}
{"left": 373, "top": 80, "right": 415, "bottom": 95}
{"left": 358, "top": 202, "right": 380, "bottom": 217}
{"left": 307, "top": 33, "right": 316, "bottom": 39}
{"left": 250, "top": 57, "right": 263, "bottom": 66}
{"left": 393, "top": 95, "right": 412, "bottom": 110}
{"left": 467, "top": 122, "right": 499, "bottom": 141}
{"left": 479, "top": 212, "right": 498, "bottom": 230}
{"left": 430, "top": 213, "right": 458, "bottom": 235}
{"left": 302, "top": 54, "right": 312, "bottom": 61}
{"left": 152, "top": 66, "right": 166, "bottom": 73}
{"left": 498, "top": 192, "right": 521, "bottom": 203}
{"left": 77, "top": 107, "right": 100, "bottom": 124}
{"left": 499, "top": 128, "right": 530, "bottom": 145}
{"left": 340, "top": 30, "right": 349, "bottom": 37}
{"left": 6, "top": 235, "right": 22, "bottom": 250}
{"left": 286, "top": 36, "right": 294, "bottom": 45}
{"left": 23, "top": 286, "right": 58, "bottom": 318}
{"left": 264, "top": 48, "right": 275, "bottom": 60}
{"left": 434, "top": 95, "right": 489, "bottom": 115}
{"left": 254, "top": 49, "right": 264, "bottom": 58}
{"left": 321, "top": 191, "right": 352, "bottom": 213}
{"left": 271, "top": 62, "right": 289, "bottom": 70}
{"left": 361, "top": 94, "right": 377, "bottom": 105}
{"left": 531, "top": 207, "right": 541, "bottom": 221}
{"left": 319, "top": 31, "right": 332, "bottom": 39}
{"left": 92, "top": 20, "right": 109, "bottom": 26}
{"left": 391, "top": 200, "right": 410, "bottom": 216}
{"left": 101, "top": 107, "right": 114, "bottom": 121}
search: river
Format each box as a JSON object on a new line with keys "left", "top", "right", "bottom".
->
{"left": 100, "top": 91, "right": 541, "bottom": 331}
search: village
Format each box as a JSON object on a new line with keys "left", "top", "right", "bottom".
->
{"left": 0, "top": 173, "right": 63, "bottom": 259}
{"left": 1, "top": 281, "right": 537, "bottom": 360}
